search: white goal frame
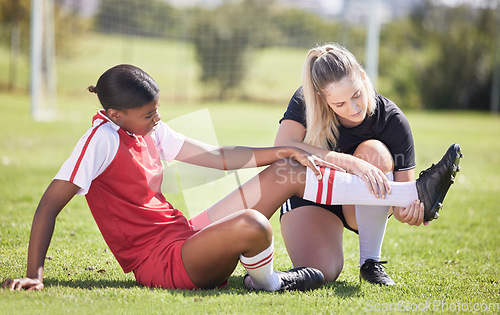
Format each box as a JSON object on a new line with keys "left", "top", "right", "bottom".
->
{"left": 30, "top": 0, "right": 57, "bottom": 121}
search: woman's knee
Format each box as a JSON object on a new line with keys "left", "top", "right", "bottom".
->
{"left": 305, "top": 257, "right": 343, "bottom": 283}
{"left": 354, "top": 139, "right": 394, "bottom": 173}
{"left": 323, "top": 260, "right": 344, "bottom": 283}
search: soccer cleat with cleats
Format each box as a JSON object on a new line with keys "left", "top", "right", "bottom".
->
{"left": 243, "top": 267, "right": 324, "bottom": 292}
{"left": 360, "top": 259, "right": 395, "bottom": 286}
{"left": 416, "top": 143, "right": 463, "bottom": 221}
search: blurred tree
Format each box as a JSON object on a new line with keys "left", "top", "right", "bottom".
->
{"left": 271, "top": 8, "right": 340, "bottom": 49}
{"left": 95, "top": 0, "right": 180, "bottom": 38}
{"left": 188, "top": 0, "right": 347, "bottom": 99}
{"left": 0, "top": 0, "right": 30, "bottom": 45}
{"left": 377, "top": 18, "right": 425, "bottom": 110}
{"left": 0, "top": 0, "right": 87, "bottom": 90}
{"left": 410, "top": 1, "right": 496, "bottom": 110}
{"left": 0, "top": 0, "right": 29, "bottom": 90}
{"left": 189, "top": 0, "right": 276, "bottom": 100}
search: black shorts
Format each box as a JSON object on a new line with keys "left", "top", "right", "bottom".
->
{"left": 280, "top": 196, "right": 359, "bottom": 234}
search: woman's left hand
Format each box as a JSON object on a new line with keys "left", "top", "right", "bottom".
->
{"left": 393, "top": 201, "right": 427, "bottom": 226}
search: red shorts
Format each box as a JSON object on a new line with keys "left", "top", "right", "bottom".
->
{"left": 133, "top": 240, "right": 198, "bottom": 290}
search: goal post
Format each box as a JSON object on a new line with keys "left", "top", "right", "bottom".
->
{"left": 30, "top": 0, "right": 57, "bottom": 121}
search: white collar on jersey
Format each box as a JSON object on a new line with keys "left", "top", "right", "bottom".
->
{"left": 95, "top": 109, "right": 121, "bottom": 132}
{"left": 95, "top": 109, "right": 147, "bottom": 138}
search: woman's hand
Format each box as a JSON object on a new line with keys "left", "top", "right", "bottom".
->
{"left": 2, "top": 277, "right": 44, "bottom": 291}
{"left": 287, "top": 148, "right": 346, "bottom": 180}
{"left": 349, "top": 158, "right": 391, "bottom": 199}
{"left": 393, "top": 201, "right": 427, "bottom": 226}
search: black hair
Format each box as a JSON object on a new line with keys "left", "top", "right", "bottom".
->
{"left": 88, "top": 64, "right": 159, "bottom": 110}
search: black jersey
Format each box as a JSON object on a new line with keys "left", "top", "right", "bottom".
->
{"left": 280, "top": 87, "right": 416, "bottom": 172}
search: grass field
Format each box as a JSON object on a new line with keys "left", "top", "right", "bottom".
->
{"left": 1, "top": 34, "right": 499, "bottom": 314}
{"left": 1, "top": 90, "right": 499, "bottom": 314}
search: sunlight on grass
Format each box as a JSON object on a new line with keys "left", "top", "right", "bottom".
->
{"left": 0, "top": 33, "right": 499, "bottom": 313}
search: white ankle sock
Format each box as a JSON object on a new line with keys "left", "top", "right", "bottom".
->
{"left": 239, "top": 239, "right": 281, "bottom": 291}
{"left": 303, "top": 167, "right": 418, "bottom": 207}
{"left": 356, "top": 172, "right": 393, "bottom": 266}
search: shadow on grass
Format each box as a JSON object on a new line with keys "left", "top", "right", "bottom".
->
{"left": 41, "top": 276, "right": 251, "bottom": 298}
{"left": 43, "top": 276, "right": 362, "bottom": 298}
{"left": 44, "top": 278, "right": 140, "bottom": 290}
{"left": 323, "top": 280, "right": 362, "bottom": 298}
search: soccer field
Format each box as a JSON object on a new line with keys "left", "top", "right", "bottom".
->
{"left": 0, "top": 88, "right": 499, "bottom": 313}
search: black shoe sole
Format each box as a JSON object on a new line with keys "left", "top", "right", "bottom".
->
{"left": 359, "top": 273, "right": 396, "bottom": 286}
{"left": 424, "top": 144, "right": 463, "bottom": 221}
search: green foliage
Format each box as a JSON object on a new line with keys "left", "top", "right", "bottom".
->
{"left": 409, "top": 1, "right": 496, "bottom": 110}
{"left": 189, "top": 4, "right": 253, "bottom": 100}
{"left": 378, "top": 18, "right": 427, "bottom": 110}
{"left": 187, "top": 1, "right": 345, "bottom": 99}
{"left": 94, "top": 0, "right": 181, "bottom": 38}
{"left": 0, "top": 0, "right": 30, "bottom": 48}
{"left": 0, "top": 0, "right": 497, "bottom": 110}
{"left": 271, "top": 9, "right": 341, "bottom": 49}
{"left": 0, "top": 0, "right": 89, "bottom": 56}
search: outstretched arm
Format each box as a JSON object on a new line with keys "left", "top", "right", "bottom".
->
{"left": 2, "top": 180, "right": 80, "bottom": 291}
{"left": 174, "top": 137, "right": 344, "bottom": 179}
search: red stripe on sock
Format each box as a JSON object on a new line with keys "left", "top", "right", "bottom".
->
{"left": 325, "top": 168, "right": 336, "bottom": 205}
{"left": 70, "top": 121, "right": 107, "bottom": 183}
{"left": 241, "top": 255, "right": 274, "bottom": 270}
{"left": 315, "top": 166, "right": 325, "bottom": 203}
{"left": 240, "top": 251, "right": 274, "bottom": 269}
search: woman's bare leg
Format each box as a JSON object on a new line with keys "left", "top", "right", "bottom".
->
{"left": 281, "top": 206, "right": 345, "bottom": 283}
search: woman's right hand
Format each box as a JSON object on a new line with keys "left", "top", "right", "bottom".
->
{"left": 2, "top": 277, "right": 44, "bottom": 291}
{"left": 349, "top": 158, "right": 391, "bottom": 199}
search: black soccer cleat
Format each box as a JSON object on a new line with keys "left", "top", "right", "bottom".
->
{"left": 416, "top": 143, "right": 462, "bottom": 221}
{"left": 276, "top": 267, "right": 325, "bottom": 291}
{"left": 360, "top": 259, "right": 395, "bottom": 286}
{"left": 243, "top": 267, "right": 324, "bottom": 292}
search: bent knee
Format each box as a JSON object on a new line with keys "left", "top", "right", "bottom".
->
{"left": 237, "top": 209, "right": 273, "bottom": 240}
{"left": 354, "top": 139, "right": 394, "bottom": 173}
{"left": 322, "top": 262, "right": 344, "bottom": 283}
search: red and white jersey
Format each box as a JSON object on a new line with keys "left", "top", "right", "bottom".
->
{"left": 54, "top": 110, "right": 195, "bottom": 273}
{"left": 55, "top": 110, "right": 185, "bottom": 195}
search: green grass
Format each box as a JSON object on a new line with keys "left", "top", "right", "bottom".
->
{"left": 1, "top": 33, "right": 499, "bottom": 314}
{"left": 0, "top": 89, "right": 499, "bottom": 314}
{"left": 0, "top": 33, "right": 305, "bottom": 104}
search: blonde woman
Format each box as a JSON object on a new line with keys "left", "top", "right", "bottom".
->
{"left": 275, "top": 43, "right": 429, "bottom": 285}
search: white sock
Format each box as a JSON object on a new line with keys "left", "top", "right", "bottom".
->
{"left": 356, "top": 172, "right": 393, "bottom": 266}
{"left": 303, "top": 167, "right": 418, "bottom": 207}
{"left": 239, "top": 239, "right": 281, "bottom": 291}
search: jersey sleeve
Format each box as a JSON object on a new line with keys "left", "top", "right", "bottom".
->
{"left": 154, "top": 121, "right": 186, "bottom": 162}
{"left": 380, "top": 106, "right": 416, "bottom": 172}
{"left": 279, "top": 87, "right": 307, "bottom": 127}
{"left": 54, "top": 123, "right": 119, "bottom": 195}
